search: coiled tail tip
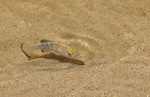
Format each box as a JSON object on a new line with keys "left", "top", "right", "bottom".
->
{"left": 20, "top": 43, "right": 32, "bottom": 58}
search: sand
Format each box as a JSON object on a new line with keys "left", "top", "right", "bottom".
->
{"left": 0, "top": 0, "right": 150, "bottom": 97}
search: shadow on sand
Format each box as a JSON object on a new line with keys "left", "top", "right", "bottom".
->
{"left": 29, "top": 52, "right": 85, "bottom": 65}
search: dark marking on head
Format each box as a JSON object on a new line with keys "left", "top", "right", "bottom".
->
{"left": 68, "top": 53, "right": 71, "bottom": 57}
{"left": 41, "top": 49, "right": 45, "bottom": 52}
{"left": 40, "top": 39, "right": 53, "bottom": 43}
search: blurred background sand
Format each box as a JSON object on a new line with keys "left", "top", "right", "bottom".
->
{"left": 0, "top": 0, "right": 150, "bottom": 97}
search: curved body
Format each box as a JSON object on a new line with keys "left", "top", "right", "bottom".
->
{"left": 30, "top": 42, "right": 73, "bottom": 58}
{"left": 21, "top": 40, "right": 79, "bottom": 59}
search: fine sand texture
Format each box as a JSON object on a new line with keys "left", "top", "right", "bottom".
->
{"left": 0, "top": 0, "right": 150, "bottom": 97}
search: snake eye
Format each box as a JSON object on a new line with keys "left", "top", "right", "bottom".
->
{"left": 68, "top": 53, "right": 71, "bottom": 57}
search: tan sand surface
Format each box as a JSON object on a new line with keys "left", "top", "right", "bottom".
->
{"left": 0, "top": 0, "right": 150, "bottom": 97}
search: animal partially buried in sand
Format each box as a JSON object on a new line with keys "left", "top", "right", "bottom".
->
{"left": 21, "top": 39, "right": 79, "bottom": 59}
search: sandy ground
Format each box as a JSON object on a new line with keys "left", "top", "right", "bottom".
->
{"left": 0, "top": 0, "right": 150, "bottom": 97}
